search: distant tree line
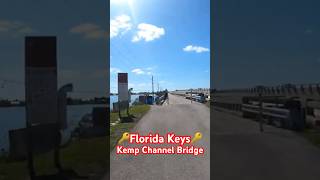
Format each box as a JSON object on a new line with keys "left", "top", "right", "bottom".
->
{"left": 0, "top": 97, "right": 108, "bottom": 107}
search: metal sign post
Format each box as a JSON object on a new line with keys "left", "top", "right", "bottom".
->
{"left": 25, "top": 36, "right": 58, "bottom": 179}
{"left": 58, "top": 83, "right": 73, "bottom": 130}
{"left": 25, "top": 36, "right": 67, "bottom": 179}
{"left": 55, "top": 83, "right": 73, "bottom": 170}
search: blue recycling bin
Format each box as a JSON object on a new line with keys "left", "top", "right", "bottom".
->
{"left": 146, "top": 96, "right": 154, "bottom": 105}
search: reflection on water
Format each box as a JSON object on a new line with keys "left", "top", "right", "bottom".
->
{"left": 0, "top": 95, "right": 140, "bottom": 152}
{"left": 110, "top": 95, "right": 140, "bottom": 110}
{"left": 0, "top": 104, "right": 105, "bottom": 152}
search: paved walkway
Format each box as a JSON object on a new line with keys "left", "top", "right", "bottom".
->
{"left": 108, "top": 94, "right": 210, "bottom": 180}
{"left": 212, "top": 108, "right": 320, "bottom": 180}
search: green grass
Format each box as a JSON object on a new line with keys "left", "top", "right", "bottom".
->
{"left": 110, "top": 104, "right": 150, "bottom": 150}
{"left": 0, "top": 137, "right": 108, "bottom": 180}
{"left": 0, "top": 104, "right": 150, "bottom": 180}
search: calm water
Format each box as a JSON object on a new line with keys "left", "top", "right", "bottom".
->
{"left": 0, "top": 95, "right": 140, "bottom": 152}
{"left": 0, "top": 104, "right": 105, "bottom": 152}
{"left": 110, "top": 95, "right": 140, "bottom": 110}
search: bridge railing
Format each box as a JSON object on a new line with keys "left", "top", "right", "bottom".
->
{"left": 212, "top": 100, "right": 305, "bottom": 131}
{"left": 213, "top": 83, "right": 320, "bottom": 98}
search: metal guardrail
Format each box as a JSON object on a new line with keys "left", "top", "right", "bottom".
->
{"left": 242, "top": 104, "right": 290, "bottom": 119}
{"left": 213, "top": 101, "right": 305, "bottom": 130}
{"left": 213, "top": 83, "right": 320, "bottom": 98}
{"left": 212, "top": 102, "right": 242, "bottom": 111}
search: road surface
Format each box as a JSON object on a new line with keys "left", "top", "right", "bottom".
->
{"left": 108, "top": 94, "right": 210, "bottom": 180}
{"left": 212, "top": 107, "right": 320, "bottom": 180}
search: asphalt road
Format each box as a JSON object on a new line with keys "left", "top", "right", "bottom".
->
{"left": 212, "top": 108, "right": 320, "bottom": 180}
{"left": 109, "top": 94, "right": 210, "bottom": 180}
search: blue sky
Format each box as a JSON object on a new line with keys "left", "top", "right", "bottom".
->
{"left": 213, "top": 0, "right": 320, "bottom": 89}
{"left": 0, "top": 0, "right": 108, "bottom": 99}
{"left": 110, "top": 0, "right": 210, "bottom": 93}
{"left": 1, "top": 0, "right": 319, "bottom": 97}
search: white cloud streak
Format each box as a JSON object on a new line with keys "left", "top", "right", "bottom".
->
{"left": 132, "top": 23, "right": 165, "bottom": 42}
{"left": 131, "top": 67, "right": 155, "bottom": 75}
{"left": 131, "top": 68, "right": 145, "bottom": 75}
{"left": 183, "top": 45, "right": 209, "bottom": 53}
{"left": 0, "top": 20, "right": 35, "bottom": 36}
{"left": 110, "top": 15, "right": 132, "bottom": 38}
{"left": 70, "top": 23, "right": 107, "bottom": 39}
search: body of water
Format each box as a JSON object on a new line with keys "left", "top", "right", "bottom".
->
{"left": 0, "top": 95, "right": 141, "bottom": 152}
{"left": 110, "top": 95, "right": 140, "bottom": 110}
{"left": 0, "top": 104, "right": 105, "bottom": 152}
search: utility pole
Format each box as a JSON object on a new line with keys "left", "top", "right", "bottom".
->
{"left": 158, "top": 82, "right": 159, "bottom": 93}
{"left": 152, "top": 76, "right": 154, "bottom": 103}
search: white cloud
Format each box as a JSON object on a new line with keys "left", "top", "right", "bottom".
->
{"left": 0, "top": 20, "right": 35, "bottom": 36}
{"left": 110, "top": 15, "right": 132, "bottom": 38}
{"left": 131, "top": 67, "right": 155, "bottom": 75}
{"left": 183, "top": 45, "right": 209, "bottom": 53}
{"left": 131, "top": 68, "right": 145, "bottom": 75}
{"left": 110, "top": 67, "right": 121, "bottom": 74}
{"left": 132, "top": 23, "right": 165, "bottom": 42}
{"left": 70, "top": 23, "right": 107, "bottom": 39}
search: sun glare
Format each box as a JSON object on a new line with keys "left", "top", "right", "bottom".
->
{"left": 111, "top": 0, "right": 136, "bottom": 23}
{"left": 111, "top": 0, "right": 133, "bottom": 5}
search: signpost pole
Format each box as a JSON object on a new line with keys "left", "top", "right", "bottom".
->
{"left": 55, "top": 83, "right": 73, "bottom": 170}
{"left": 54, "top": 124, "right": 61, "bottom": 170}
{"left": 26, "top": 124, "right": 35, "bottom": 179}
{"left": 25, "top": 36, "right": 58, "bottom": 179}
